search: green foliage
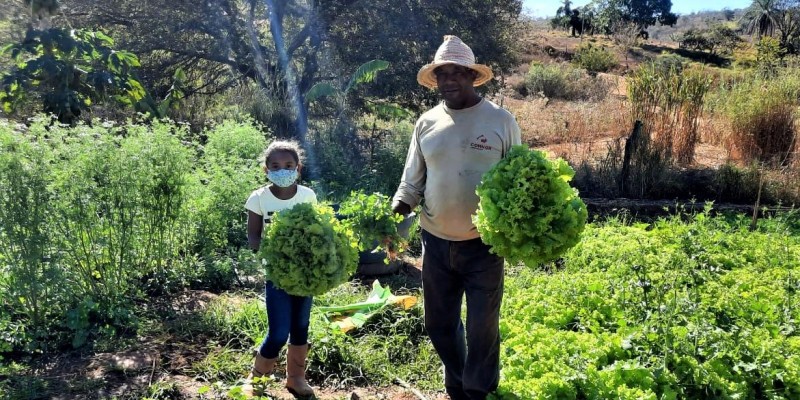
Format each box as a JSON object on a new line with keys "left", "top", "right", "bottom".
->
{"left": 0, "top": 117, "right": 271, "bottom": 351}
{"left": 572, "top": 43, "right": 618, "bottom": 73}
{"left": 0, "top": 28, "right": 146, "bottom": 123}
{"left": 591, "top": 0, "right": 678, "bottom": 32}
{"left": 474, "top": 146, "right": 587, "bottom": 267}
{"left": 310, "top": 117, "right": 412, "bottom": 199}
{"left": 756, "top": 36, "right": 787, "bottom": 75}
{"left": 675, "top": 24, "right": 743, "bottom": 55}
{"left": 318, "top": 0, "right": 522, "bottom": 109}
{"left": 524, "top": 62, "right": 609, "bottom": 101}
{"left": 651, "top": 52, "right": 690, "bottom": 74}
{"left": 741, "top": 0, "right": 800, "bottom": 53}
{"left": 497, "top": 209, "right": 800, "bottom": 399}
{"left": 338, "top": 191, "right": 405, "bottom": 258}
{"left": 306, "top": 59, "right": 390, "bottom": 104}
{"left": 193, "top": 120, "right": 268, "bottom": 254}
{"left": 0, "top": 125, "right": 63, "bottom": 351}
{"left": 259, "top": 203, "right": 358, "bottom": 296}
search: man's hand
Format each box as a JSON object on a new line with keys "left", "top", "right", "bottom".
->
{"left": 392, "top": 200, "right": 412, "bottom": 216}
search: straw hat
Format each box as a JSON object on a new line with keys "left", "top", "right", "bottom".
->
{"left": 417, "top": 35, "right": 494, "bottom": 89}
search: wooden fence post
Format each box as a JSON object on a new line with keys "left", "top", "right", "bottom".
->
{"left": 620, "top": 120, "right": 643, "bottom": 197}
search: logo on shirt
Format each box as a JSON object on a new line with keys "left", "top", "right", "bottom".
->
{"left": 470, "top": 134, "right": 493, "bottom": 151}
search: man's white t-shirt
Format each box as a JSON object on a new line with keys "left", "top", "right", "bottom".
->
{"left": 245, "top": 185, "right": 317, "bottom": 226}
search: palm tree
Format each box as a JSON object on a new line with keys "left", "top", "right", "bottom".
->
{"left": 741, "top": 0, "right": 800, "bottom": 51}
{"left": 741, "top": 0, "right": 781, "bottom": 38}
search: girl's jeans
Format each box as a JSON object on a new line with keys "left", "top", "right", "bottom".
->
{"left": 258, "top": 281, "right": 313, "bottom": 359}
{"left": 421, "top": 229, "right": 504, "bottom": 400}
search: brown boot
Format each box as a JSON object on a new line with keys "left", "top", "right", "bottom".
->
{"left": 242, "top": 351, "right": 278, "bottom": 397}
{"left": 249, "top": 351, "right": 278, "bottom": 378}
{"left": 285, "top": 344, "right": 315, "bottom": 397}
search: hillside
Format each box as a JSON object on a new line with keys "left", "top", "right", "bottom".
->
{"left": 649, "top": 8, "right": 748, "bottom": 42}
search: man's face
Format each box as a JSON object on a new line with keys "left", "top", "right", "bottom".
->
{"left": 434, "top": 64, "right": 478, "bottom": 107}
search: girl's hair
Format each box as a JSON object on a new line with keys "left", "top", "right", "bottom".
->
{"left": 260, "top": 140, "right": 305, "bottom": 165}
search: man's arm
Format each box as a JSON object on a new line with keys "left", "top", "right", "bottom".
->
{"left": 392, "top": 123, "right": 425, "bottom": 215}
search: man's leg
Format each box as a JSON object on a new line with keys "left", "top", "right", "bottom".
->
{"left": 454, "top": 238, "right": 505, "bottom": 400}
{"left": 421, "top": 230, "right": 468, "bottom": 400}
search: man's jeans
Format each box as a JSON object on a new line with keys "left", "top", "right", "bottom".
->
{"left": 258, "top": 281, "right": 313, "bottom": 359}
{"left": 421, "top": 230, "right": 504, "bottom": 400}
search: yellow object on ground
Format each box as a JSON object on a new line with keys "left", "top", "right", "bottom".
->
{"left": 318, "top": 280, "right": 417, "bottom": 333}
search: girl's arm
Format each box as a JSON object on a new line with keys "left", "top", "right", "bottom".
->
{"left": 247, "top": 211, "right": 263, "bottom": 252}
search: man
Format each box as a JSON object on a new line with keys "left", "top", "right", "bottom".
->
{"left": 392, "top": 35, "right": 521, "bottom": 400}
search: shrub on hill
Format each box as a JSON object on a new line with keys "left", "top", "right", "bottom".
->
{"left": 525, "top": 63, "right": 609, "bottom": 101}
{"left": 572, "top": 43, "right": 618, "bottom": 73}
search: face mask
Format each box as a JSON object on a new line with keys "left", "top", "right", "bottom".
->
{"left": 267, "top": 168, "right": 298, "bottom": 187}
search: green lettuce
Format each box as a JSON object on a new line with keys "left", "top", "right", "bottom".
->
{"left": 260, "top": 203, "right": 358, "bottom": 296}
{"left": 338, "top": 190, "right": 406, "bottom": 258}
{"left": 474, "top": 145, "right": 587, "bottom": 267}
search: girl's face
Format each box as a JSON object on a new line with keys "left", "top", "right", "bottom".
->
{"left": 266, "top": 150, "right": 299, "bottom": 172}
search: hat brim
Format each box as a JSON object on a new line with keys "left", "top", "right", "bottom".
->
{"left": 417, "top": 62, "right": 494, "bottom": 89}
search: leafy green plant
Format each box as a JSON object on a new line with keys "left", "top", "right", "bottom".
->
{"left": 0, "top": 125, "right": 62, "bottom": 351}
{"left": 193, "top": 120, "right": 268, "bottom": 255}
{"left": 0, "top": 28, "right": 146, "bottom": 123}
{"left": 496, "top": 209, "right": 800, "bottom": 399}
{"left": 338, "top": 191, "right": 405, "bottom": 260}
{"left": 525, "top": 63, "right": 609, "bottom": 101}
{"left": 474, "top": 146, "right": 587, "bottom": 267}
{"left": 259, "top": 203, "right": 358, "bottom": 296}
{"left": 572, "top": 43, "right": 618, "bottom": 73}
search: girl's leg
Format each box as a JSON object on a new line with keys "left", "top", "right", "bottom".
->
{"left": 285, "top": 293, "right": 314, "bottom": 396}
{"left": 258, "top": 281, "right": 291, "bottom": 359}
{"left": 288, "top": 294, "right": 313, "bottom": 346}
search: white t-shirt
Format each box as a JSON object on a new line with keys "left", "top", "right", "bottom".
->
{"left": 245, "top": 184, "right": 317, "bottom": 226}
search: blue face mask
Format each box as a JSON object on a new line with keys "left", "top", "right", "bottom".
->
{"left": 267, "top": 168, "right": 298, "bottom": 187}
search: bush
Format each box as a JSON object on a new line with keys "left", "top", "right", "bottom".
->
{"left": 706, "top": 68, "right": 799, "bottom": 165}
{"left": 193, "top": 119, "right": 268, "bottom": 254}
{"left": 651, "top": 52, "right": 690, "bottom": 74}
{"left": 572, "top": 44, "right": 618, "bottom": 73}
{"left": 629, "top": 62, "right": 711, "bottom": 164}
{"left": 311, "top": 117, "right": 412, "bottom": 200}
{"left": 0, "top": 117, "right": 273, "bottom": 351}
{"left": 525, "top": 63, "right": 609, "bottom": 101}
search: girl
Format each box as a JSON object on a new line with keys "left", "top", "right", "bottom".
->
{"left": 244, "top": 140, "right": 316, "bottom": 397}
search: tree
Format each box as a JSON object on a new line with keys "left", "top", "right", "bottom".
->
{"left": 675, "top": 25, "right": 743, "bottom": 55}
{"left": 317, "top": 0, "right": 523, "bottom": 109}
{"left": 54, "top": 0, "right": 522, "bottom": 136}
{"left": 742, "top": 0, "right": 782, "bottom": 38}
{"left": 741, "top": 0, "right": 800, "bottom": 53}
{"left": 723, "top": 8, "right": 736, "bottom": 21}
{"left": 552, "top": 0, "right": 573, "bottom": 30}
{"left": 0, "top": 2, "right": 149, "bottom": 124}
{"left": 590, "top": 0, "right": 678, "bottom": 33}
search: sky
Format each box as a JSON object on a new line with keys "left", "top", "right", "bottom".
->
{"left": 522, "top": 0, "right": 754, "bottom": 18}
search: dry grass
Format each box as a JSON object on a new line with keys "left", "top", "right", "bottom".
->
{"left": 504, "top": 96, "right": 629, "bottom": 147}
{"left": 629, "top": 63, "right": 712, "bottom": 165}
